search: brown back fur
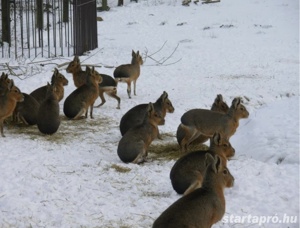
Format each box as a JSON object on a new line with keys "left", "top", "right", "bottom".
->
{"left": 170, "top": 132, "right": 235, "bottom": 195}
{"left": 117, "top": 102, "right": 165, "bottom": 164}
{"left": 30, "top": 68, "right": 68, "bottom": 104}
{"left": 0, "top": 80, "right": 24, "bottom": 137}
{"left": 63, "top": 66, "right": 102, "bottom": 119}
{"left": 153, "top": 153, "right": 234, "bottom": 228}
{"left": 119, "top": 91, "right": 174, "bottom": 136}
{"left": 180, "top": 97, "right": 249, "bottom": 152}
{"left": 113, "top": 50, "right": 143, "bottom": 98}
{"left": 176, "top": 94, "right": 229, "bottom": 147}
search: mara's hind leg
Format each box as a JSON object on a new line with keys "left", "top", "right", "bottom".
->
{"left": 0, "top": 121, "right": 6, "bottom": 137}
{"left": 73, "top": 107, "right": 87, "bottom": 120}
{"left": 180, "top": 124, "right": 202, "bottom": 152}
{"left": 94, "top": 90, "right": 106, "bottom": 108}
{"left": 187, "top": 131, "right": 203, "bottom": 147}
{"left": 19, "top": 115, "right": 29, "bottom": 125}
{"left": 107, "top": 88, "right": 121, "bottom": 109}
{"left": 132, "top": 148, "right": 147, "bottom": 164}
{"left": 183, "top": 171, "right": 203, "bottom": 195}
{"left": 126, "top": 81, "right": 132, "bottom": 99}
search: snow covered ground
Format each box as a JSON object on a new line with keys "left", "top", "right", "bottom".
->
{"left": 0, "top": 0, "right": 299, "bottom": 227}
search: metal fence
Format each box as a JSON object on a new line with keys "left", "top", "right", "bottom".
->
{"left": 73, "top": 0, "right": 98, "bottom": 56}
{"left": 0, "top": 0, "right": 98, "bottom": 59}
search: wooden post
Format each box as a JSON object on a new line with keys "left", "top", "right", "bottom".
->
{"left": 36, "top": 0, "right": 43, "bottom": 30}
{"left": 1, "top": 0, "right": 11, "bottom": 45}
{"left": 118, "top": 0, "right": 123, "bottom": 6}
{"left": 63, "top": 0, "right": 69, "bottom": 23}
{"left": 102, "top": 0, "right": 108, "bottom": 10}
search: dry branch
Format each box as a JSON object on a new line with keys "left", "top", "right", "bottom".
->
{"left": 202, "top": 0, "right": 220, "bottom": 4}
{"left": 143, "top": 41, "right": 182, "bottom": 66}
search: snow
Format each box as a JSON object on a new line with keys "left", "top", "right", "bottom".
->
{"left": 0, "top": 0, "right": 299, "bottom": 227}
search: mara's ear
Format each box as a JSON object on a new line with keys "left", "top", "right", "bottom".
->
{"left": 212, "top": 132, "right": 221, "bottom": 145}
{"left": 215, "top": 94, "right": 223, "bottom": 103}
{"left": 53, "top": 68, "right": 59, "bottom": 78}
{"left": 161, "top": 91, "right": 168, "bottom": 101}
{"left": 211, "top": 155, "right": 221, "bottom": 173}
{"left": 74, "top": 56, "right": 80, "bottom": 62}
{"left": 205, "top": 153, "right": 215, "bottom": 170}
{"left": 163, "top": 91, "right": 168, "bottom": 98}
{"left": 1, "top": 73, "right": 8, "bottom": 80}
{"left": 232, "top": 97, "right": 241, "bottom": 109}
{"left": 214, "top": 155, "right": 222, "bottom": 173}
{"left": 132, "top": 50, "right": 136, "bottom": 56}
{"left": 146, "top": 102, "right": 154, "bottom": 116}
{"left": 136, "top": 50, "right": 140, "bottom": 56}
{"left": 8, "top": 79, "right": 14, "bottom": 90}
{"left": 51, "top": 70, "right": 57, "bottom": 84}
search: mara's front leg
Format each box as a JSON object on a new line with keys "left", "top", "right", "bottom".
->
{"left": 90, "top": 103, "right": 95, "bottom": 119}
{"left": 133, "top": 79, "right": 137, "bottom": 96}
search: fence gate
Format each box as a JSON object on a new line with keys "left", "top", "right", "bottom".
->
{"left": 73, "top": 0, "right": 98, "bottom": 56}
{"left": 0, "top": 0, "right": 98, "bottom": 59}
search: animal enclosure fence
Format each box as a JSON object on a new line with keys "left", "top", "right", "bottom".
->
{"left": 73, "top": 0, "right": 98, "bottom": 57}
{"left": 0, "top": 0, "right": 98, "bottom": 59}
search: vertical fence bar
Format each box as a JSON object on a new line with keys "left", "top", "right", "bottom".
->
{"left": 13, "top": 0, "right": 17, "bottom": 59}
{"left": 26, "top": 0, "right": 31, "bottom": 58}
{"left": 58, "top": 0, "right": 62, "bottom": 56}
{"left": 46, "top": 0, "right": 50, "bottom": 57}
{"left": 65, "top": 0, "right": 71, "bottom": 56}
{"left": 1, "top": 0, "right": 11, "bottom": 58}
{"left": 69, "top": 1, "right": 73, "bottom": 56}
{"left": 52, "top": 0, "right": 56, "bottom": 57}
{"left": 32, "top": 0, "right": 37, "bottom": 57}
{"left": 20, "top": 0, "right": 24, "bottom": 57}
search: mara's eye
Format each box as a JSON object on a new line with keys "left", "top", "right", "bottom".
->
{"left": 223, "top": 144, "right": 228, "bottom": 147}
{"left": 223, "top": 169, "right": 228, "bottom": 175}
